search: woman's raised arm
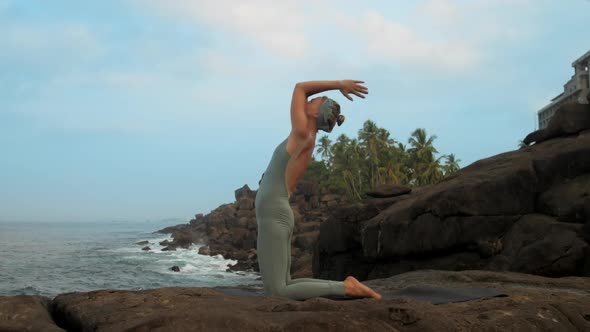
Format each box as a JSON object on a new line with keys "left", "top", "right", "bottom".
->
{"left": 290, "top": 80, "right": 367, "bottom": 137}
{"left": 290, "top": 81, "right": 339, "bottom": 138}
{"left": 295, "top": 80, "right": 344, "bottom": 97}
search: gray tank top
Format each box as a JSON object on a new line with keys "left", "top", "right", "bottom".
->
{"left": 257, "top": 137, "right": 291, "bottom": 200}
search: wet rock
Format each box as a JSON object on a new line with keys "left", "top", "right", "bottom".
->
{"left": 198, "top": 246, "right": 210, "bottom": 255}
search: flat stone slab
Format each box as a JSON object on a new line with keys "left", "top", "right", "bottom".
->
{"left": 0, "top": 295, "right": 64, "bottom": 332}
{"left": 2, "top": 270, "right": 589, "bottom": 331}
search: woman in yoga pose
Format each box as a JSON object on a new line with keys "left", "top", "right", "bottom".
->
{"left": 255, "top": 80, "right": 382, "bottom": 301}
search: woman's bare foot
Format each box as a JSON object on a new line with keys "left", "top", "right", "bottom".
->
{"left": 344, "top": 276, "right": 382, "bottom": 300}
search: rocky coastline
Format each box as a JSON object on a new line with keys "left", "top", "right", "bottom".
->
{"left": 154, "top": 103, "right": 590, "bottom": 281}
{"left": 2, "top": 102, "right": 590, "bottom": 331}
{"left": 2, "top": 270, "right": 589, "bottom": 331}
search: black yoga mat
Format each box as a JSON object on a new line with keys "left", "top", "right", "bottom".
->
{"left": 321, "top": 284, "right": 507, "bottom": 304}
{"left": 213, "top": 285, "right": 507, "bottom": 304}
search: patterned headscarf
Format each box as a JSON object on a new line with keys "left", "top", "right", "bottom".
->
{"left": 316, "top": 98, "right": 343, "bottom": 132}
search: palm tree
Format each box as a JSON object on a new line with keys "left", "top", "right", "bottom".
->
{"left": 342, "top": 139, "right": 364, "bottom": 200}
{"left": 443, "top": 153, "right": 461, "bottom": 175}
{"left": 358, "top": 120, "right": 383, "bottom": 189}
{"left": 304, "top": 121, "right": 459, "bottom": 199}
{"left": 408, "top": 128, "right": 440, "bottom": 186}
{"left": 408, "top": 128, "right": 439, "bottom": 159}
{"left": 327, "top": 134, "right": 353, "bottom": 196}
{"left": 315, "top": 135, "right": 332, "bottom": 164}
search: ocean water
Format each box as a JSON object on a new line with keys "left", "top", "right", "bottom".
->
{"left": 0, "top": 221, "right": 261, "bottom": 298}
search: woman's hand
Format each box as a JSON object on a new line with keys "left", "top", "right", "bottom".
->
{"left": 339, "top": 80, "right": 368, "bottom": 101}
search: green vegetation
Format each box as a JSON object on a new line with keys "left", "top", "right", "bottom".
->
{"left": 304, "top": 120, "right": 461, "bottom": 200}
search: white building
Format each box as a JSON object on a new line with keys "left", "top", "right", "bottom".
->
{"left": 538, "top": 50, "right": 590, "bottom": 129}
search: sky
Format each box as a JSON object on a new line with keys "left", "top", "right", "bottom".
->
{"left": 1, "top": 0, "right": 589, "bottom": 223}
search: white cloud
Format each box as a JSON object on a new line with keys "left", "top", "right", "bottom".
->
{"left": 134, "top": 0, "right": 538, "bottom": 73}
{"left": 0, "top": 22, "right": 105, "bottom": 61}
{"left": 355, "top": 10, "right": 479, "bottom": 70}
{"left": 138, "top": 0, "right": 309, "bottom": 59}
{"left": 416, "top": 0, "right": 461, "bottom": 28}
{"left": 3, "top": 0, "right": 545, "bottom": 135}
{"left": 354, "top": 0, "right": 539, "bottom": 72}
{"left": 416, "top": 0, "right": 528, "bottom": 37}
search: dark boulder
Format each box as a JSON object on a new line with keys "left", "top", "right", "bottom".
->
{"left": 536, "top": 174, "right": 590, "bottom": 223}
{"left": 294, "top": 231, "right": 319, "bottom": 250}
{"left": 198, "top": 246, "right": 210, "bottom": 255}
{"left": 366, "top": 183, "right": 412, "bottom": 198}
{"left": 317, "top": 130, "right": 590, "bottom": 280}
{"left": 523, "top": 103, "right": 590, "bottom": 145}
{"left": 189, "top": 213, "right": 206, "bottom": 226}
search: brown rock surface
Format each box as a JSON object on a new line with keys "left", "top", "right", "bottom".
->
{"left": 523, "top": 103, "right": 590, "bottom": 145}
{"left": 366, "top": 184, "right": 412, "bottom": 198}
{"left": 3, "top": 270, "right": 589, "bottom": 331}
{"left": 0, "top": 295, "right": 64, "bottom": 332}
{"left": 317, "top": 128, "right": 590, "bottom": 281}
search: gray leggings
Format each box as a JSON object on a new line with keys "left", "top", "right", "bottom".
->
{"left": 255, "top": 137, "right": 346, "bottom": 300}
{"left": 255, "top": 197, "right": 346, "bottom": 301}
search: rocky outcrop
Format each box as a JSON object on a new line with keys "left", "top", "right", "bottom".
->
{"left": 523, "top": 103, "right": 590, "bottom": 145}
{"left": 0, "top": 295, "right": 64, "bottom": 332}
{"left": 2, "top": 270, "right": 589, "bottom": 331}
{"left": 316, "top": 103, "right": 590, "bottom": 281}
{"left": 155, "top": 183, "right": 348, "bottom": 276}
{"left": 366, "top": 184, "right": 412, "bottom": 198}
{"left": 154, "top": 103, "right": 589, "bottom": 281}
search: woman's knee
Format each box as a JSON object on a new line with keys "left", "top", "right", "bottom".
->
{"left": 264, "top": 282, "right": 289, "bottom": 298}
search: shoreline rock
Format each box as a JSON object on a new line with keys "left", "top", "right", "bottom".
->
{"left": 2, "top": 270, "right": 589, "bottom": 331}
